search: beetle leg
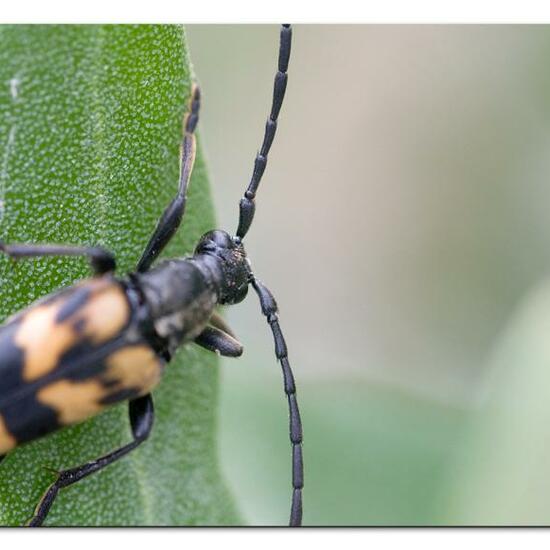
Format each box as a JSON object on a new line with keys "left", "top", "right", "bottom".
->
{"left": 27, "top": 394, "right": 154, "bottom": 527}
{"left": 208, "top": 311, "right": 239, "bottom": 339}
{"left": 195, "top": 324, "right": 243, "bottom": 357}
{"left": 0, "top": 242, "right": 116, "bottom": 275}
{"left": 136, "top": 84, "right": 201, "bottom": 273}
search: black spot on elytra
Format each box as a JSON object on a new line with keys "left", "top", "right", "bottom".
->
{"left": 72, "top": 317, "right": 86, "bottom": 334}
{"left": 0, "top": 321, "right": 59, "bottom": 443}
{"left": 55, "top": 287, "right": 92, "bottom": 323}
{"left": 58, "top": 341, "right": 108, "bottom": 381}
{"left": 2, "top": 397, "right": 59, "bottom": 444}
{"left": 101, "top": 377, "right": 119, "bottom": 389}
{"left": 0, "top": 321, "right": 25, "bottom": 395}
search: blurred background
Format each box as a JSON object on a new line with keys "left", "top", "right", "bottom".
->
{"left": 186, "top": 25, "right": 550, "bottom": 525}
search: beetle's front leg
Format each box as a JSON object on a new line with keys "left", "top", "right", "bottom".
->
{"left": 194, "top": 312, "right": 243, "bottom": 357}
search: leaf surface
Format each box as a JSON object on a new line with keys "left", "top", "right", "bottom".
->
{"left": 0, "top": 24, "right": 239, "bottom": 526}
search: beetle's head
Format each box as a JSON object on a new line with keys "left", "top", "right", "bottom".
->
{"left": 195, "top": 230, "right": 251, "bottom": 304}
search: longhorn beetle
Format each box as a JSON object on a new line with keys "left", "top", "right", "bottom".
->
{"left": 0, "top": 24, "right": 302, "bottom": 526}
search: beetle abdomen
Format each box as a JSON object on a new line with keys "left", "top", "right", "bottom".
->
{"left": 0, "top": 277, "right": 164, "bottom": 453}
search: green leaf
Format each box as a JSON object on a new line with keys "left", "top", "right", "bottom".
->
{"left": 0, "top": 24, "right": 240, "bottom": 526}
{"left": 445, "top": 281, "right": 550, "bottom": 525}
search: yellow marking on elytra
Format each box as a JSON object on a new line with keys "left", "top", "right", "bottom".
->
{"left": 80, "top": 283, "right": 129, "bottom": 344}
{"left": 105, "top": 345, "right": 163, "bottom": 396}
{"left": 0, "top": 415, "right": 17, "bottom": 454}
{"left": 16, "top": 306, "right": 77, "bottom": 381}
{"left": 37, "top": 379, "right": 106, "bottom": 425}
{"left": 36, "top": 344, "right": 162, "bottom": 426}
{"left": 17, "top": 278, "right": 130, "bottom": 382}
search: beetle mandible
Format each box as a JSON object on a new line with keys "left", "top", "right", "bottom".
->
{"left": 0, "top": 24, "right": 302, "bottom": 527}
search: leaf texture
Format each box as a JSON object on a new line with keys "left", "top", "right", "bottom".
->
{"left": 0, "top": 24, "right": 239, "bottom": 526}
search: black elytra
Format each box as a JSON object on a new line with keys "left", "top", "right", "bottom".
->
{"left": 0, "top": 24, "right": 303, "bottom": 527}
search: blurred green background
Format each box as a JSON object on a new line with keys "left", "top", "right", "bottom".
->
{"left": 186, "top": 25, "right": 550, "bottom": 525}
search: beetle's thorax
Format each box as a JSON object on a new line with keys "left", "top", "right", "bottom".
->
{"left": 135, "top": 256, "right": 221, "bottom": 354}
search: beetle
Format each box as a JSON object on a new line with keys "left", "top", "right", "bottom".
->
{"left": 0, "top": 24, "right": 302, "bottom": 527}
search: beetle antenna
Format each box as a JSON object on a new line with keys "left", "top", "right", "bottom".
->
{"left": 236, "top": 24, "right": 292, "bottom": 241}
{"left": 250, "top": 275, "right": 303, "bottom": 526}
